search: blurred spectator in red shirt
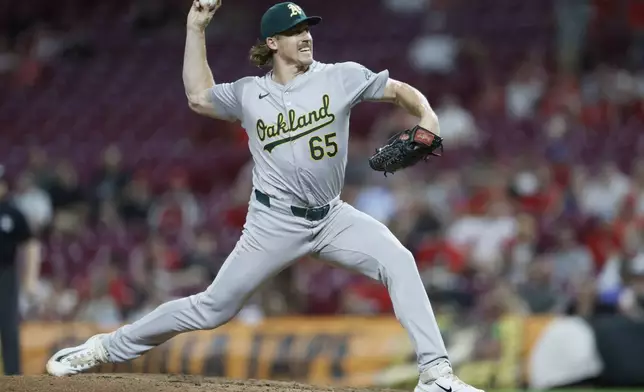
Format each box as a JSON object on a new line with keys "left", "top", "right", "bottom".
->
{"left": 293, "top": 257, "right": 354, "bottom": 315}
{"left": 341, "top": 279, "right": 393, "bottom": 315}
{"left": 148, "top": 168, "right": 201, "bottom": 239}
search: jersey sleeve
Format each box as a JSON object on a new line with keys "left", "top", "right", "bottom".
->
{"left": 208, "top": 77, "right": 250, "bottom": 122}
{"left": 336, "top": 61, "right": 389, "bottom": 107}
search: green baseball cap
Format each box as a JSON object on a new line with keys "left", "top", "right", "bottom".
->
{"left": 260, "top": 2, "right": 322, "bottom": 40}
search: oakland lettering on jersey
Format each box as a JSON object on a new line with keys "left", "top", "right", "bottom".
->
{"left": 257, "top": 94, "right": 336, "bottom": 153}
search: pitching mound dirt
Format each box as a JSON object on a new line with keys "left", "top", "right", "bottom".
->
{"left": 0, "top": 374, "right": 402, "bottom": 392}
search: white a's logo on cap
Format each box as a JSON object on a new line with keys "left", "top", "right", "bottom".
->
{"left": 288, "top": 3, "right": 303, "bottom": 17}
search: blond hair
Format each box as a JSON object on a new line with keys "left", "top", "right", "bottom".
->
{"left": 249, "top": 41, "right": 275, "bottom": 68}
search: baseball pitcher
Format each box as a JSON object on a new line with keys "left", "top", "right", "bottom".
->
{"left": 47, "top": 2, "right": 482, "bottom": 392}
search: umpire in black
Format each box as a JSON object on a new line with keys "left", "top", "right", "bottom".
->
{"left": 0, "top": 165, "right": 42, "bottom": 375}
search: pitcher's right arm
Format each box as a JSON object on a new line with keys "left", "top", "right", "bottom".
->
{"left": 183, "top": 0, "right": 224, "bottom": 118}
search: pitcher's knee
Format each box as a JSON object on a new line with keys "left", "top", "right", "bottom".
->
{"left": 194, "top": 290, "right": 244, "bottom": 329}
{"left": 380, "top": 247, "right": 420, "bottom": 281}
{"left": 386, "top": 245, "right": 414, "bottom": 267}
{"left": 398, "top": 247, "right": 418, "bottom": 272}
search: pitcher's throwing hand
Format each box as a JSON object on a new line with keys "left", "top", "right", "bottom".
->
{"left": 188, "top": 0, "right": 221, "bottom": 30}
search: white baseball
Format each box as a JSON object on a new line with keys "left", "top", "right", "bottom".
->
{"left": 199, "top": 0, "right": 218, "bottom": 7}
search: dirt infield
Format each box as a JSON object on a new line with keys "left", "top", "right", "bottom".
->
{"left": 0, "top": 374, "right": 402, "bottom": 392}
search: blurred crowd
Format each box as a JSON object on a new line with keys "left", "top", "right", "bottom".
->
{"left": 3, "top": 0, "right": 644, "bottom": 336}
{"left": 10, "top": 137, "right": 644, "bottom": 330}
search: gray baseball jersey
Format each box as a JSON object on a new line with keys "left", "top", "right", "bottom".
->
{"left": 209, "top": 60, "right": 389, "bottom": 206}
{"left": 99, "top": 60, "right": 450, "bottom": 377}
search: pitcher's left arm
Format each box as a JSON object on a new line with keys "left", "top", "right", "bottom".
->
{"left": 336, "top": 62, "right": 442, "bottom": 174}
{"left": 366, "top": 78, "right": 444, "bottom": 176}
{"left": 336, "top": 62, "right": 439, "bottom": 135}
{"left": 374, "top": 79, "right": 440, "bottom": 136}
